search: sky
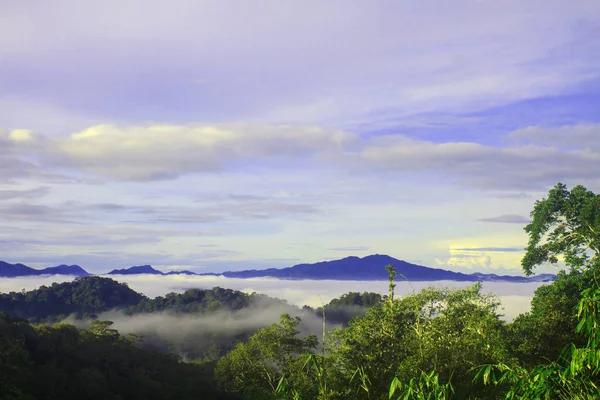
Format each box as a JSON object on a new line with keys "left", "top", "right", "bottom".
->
{"left": 1, "top": 0, "right": 599, "bottom": 274}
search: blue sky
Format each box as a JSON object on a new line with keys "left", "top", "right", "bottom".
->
{"left": 0, "top": 0, "right": 599, "bottom": 274}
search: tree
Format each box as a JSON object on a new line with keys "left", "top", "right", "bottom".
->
{"left": 330, "top": 280, "right": 507, "bottom": 399}
{"left": 215, "top": 313, "right": 318, "bottom": 399}
{"left": 507, "top": 270, "right": 589, "bottom": 367}
{"left": 522, "top": 183, "right": 600, "bottom": 275}
{"left": 479, "top": 183, "right": 600, "bottom": 399}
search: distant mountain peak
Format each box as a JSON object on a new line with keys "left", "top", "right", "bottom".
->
{"left": 108, "top": 265, "right": 164, "bottom": 275}
{"left": 165, "top": 270, "right": 198, "bottom": 275}
{"left": 41, "top": 264, "right": 90, "bottom": 276}
{"left": 0, "top": 261, "right": 91, "bottom": 277}
{"left": 221, "top": 254, "right": 555, "bottom": 283}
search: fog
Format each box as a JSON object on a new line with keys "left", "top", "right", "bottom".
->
{"left": 60, "top": 296, "right": 326, "bottom": 360}
{"left": 0, "top": 274, "right": 547, "bottom": 321}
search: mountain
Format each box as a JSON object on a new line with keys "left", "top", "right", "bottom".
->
{"left": 0, "top": 261, "right": 91, "bottom": 277}
{"left": 107, "top": 264, "right": 164, "bottom": 275}
{"left": 107, "top": 265, "right": 199, "bottom": 275}
{"left": 469, "top": 272, "right": 555, "bottom": 283}
{"left": 0, "top": 261, "right": 38, "bottom": 277}
{"left": 38, "top": 264, "right": 90, "bottom": 276}
{"left": 220, "top": 254, "right": 555, "bottom": 282}
{"left": 165, "top": 270, "right": 198, "bottom": 275}
{"left": 1, "top": 255, "right": 555, "bottom": 282}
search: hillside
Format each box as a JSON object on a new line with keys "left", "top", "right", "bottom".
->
{"left": 0, "top": 312, "right": 236, "bottom": 400}
{"left": 0, "top": 276, "right": 145, "bottom": 321}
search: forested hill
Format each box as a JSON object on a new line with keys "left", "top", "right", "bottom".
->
{"left": 0, "top": 276, "right": 372, "bottom": 361}
{"left": 122, "top": 286, "right": 290, "bottom": 315}
{"left": 0, "top": 277, "right": 292, "bottom": 322}
{"left": 0, "top": 277, "right": 145, "bottom": 322}
{"left": 0, "top": 312, "right": 238, "bottom": 400}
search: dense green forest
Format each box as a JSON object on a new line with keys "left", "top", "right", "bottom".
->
{"left": 0, "top": 312, "right": 239, "bottom": 400}
{"left": 0, "top": 277, "right": 144, "bottom": 322}
{"left": 1, "top": 183, "right": 599, "bottom": 399}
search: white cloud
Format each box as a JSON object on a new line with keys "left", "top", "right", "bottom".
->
{"left": 51, "top": 123, "right": 355, "bottom": 180}
{"left": 354, "top": 132, "right": 600, "bottom": 190}
{"left": 3, "top": 123, "right": 599, "bottom": 191}
{"left": 508, "top": 124, "right": 600, "bottom": 150}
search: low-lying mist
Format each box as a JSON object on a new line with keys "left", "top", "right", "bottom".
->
{"left": 64, "top": 297, "right": 329, "bottom": 360}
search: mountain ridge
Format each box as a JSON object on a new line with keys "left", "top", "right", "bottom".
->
{"left": 0, "top": 255, "right": 555, "bottom": 282}
{"left": 217, "top": 254, "right": 554, "bottom": 282}
{"left": 0, "top": 261, "right": 90, "bottom": 277}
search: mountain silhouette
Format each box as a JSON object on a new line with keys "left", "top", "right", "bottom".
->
{"left": 1, "top": 255, "right": 555, "bottom": 282}
{"left": 220, "top": 254, "right": 554, "bottom": 282}
{"left": 107, "top": 265, "right": 198, "bottom": 276}
{"left": 0, "top": 261, "right": 90, "bottom": 277}
{"left": 107, "top": 265, "right": 164, "bottom": 275}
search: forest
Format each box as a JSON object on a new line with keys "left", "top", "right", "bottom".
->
{"left": 1, "top": 182, "right": 599, "bottom": 399}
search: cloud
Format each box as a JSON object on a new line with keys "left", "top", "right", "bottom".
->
{"left": 48, "top": 124, "right": 354, "bottom": 181}
{"left": 438, "top": 252, "right": 493, "bottom": 270}
{"left": 435, "top": 244, "right": 529, "bottom": 271}
{"left": 99, "top": 296, "right": 323, "bottom": 335}
{"left": 5, "top": 122, "right": 600, "bottom": 192}
{"left": 327, "top": 246, "right": 370, "bottom": 251}
{"left": 355, "top": 133, "right": 600, "bottom": 190}
{"left": 452, "top": 247, "right": 523, "bottom": 252}
{"left": 0, "top": 187, "right": 49, "bottom": 200}
{"left": 508, "top": 124, "right": 600, "bottom": 150}
{"left": 0, "top": 198, "right": 321, "bottom": 225}
{"left": 495, "top": 192, "right": 532, "bottom": 199}
{"left": 478, "top": 215, "right": 530, "bottom": 224}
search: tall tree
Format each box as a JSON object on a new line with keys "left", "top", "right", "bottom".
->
{"left": 480, "top": 183, "right": 600, "bottom": 399}
{"left": 522, "top": 182, "right": 600, "bottom": 275}
{"left": 215, "top": 313, "right": 318, "bottom": 399}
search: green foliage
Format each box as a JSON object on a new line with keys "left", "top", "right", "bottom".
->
{"left": 522, "top": 182, "right": 600, "bottom": 275}
{"left": 331, "top": 283, "right": 507, "bottom": 399}
{"left": 386, "top": 265, "right": 397, "bottom": 301}
{"left": 124, "top": 286, "right": 271, "bottom": 315}
{"left": 476, "top": 183, "right": 600, "bottom": 399}
{"left": 0, "top": 312, "right": 237, "bottom": 400}
{"left": 0, "top": 277, "right": 144, "bottom": 322}
{"left": 507, "top": 269, "right": 590, "bottom": 367}
{"left": 389, "top": 371, "right": 454, "bottom": 400}
{"left": 476, "top": 286, "right": 600, "bottom": 399}
{"left": 312, "top": 292, "right": 383, "bottom": 326}
{"left": 215, "top": 313, "right": 318, "bottom": 399}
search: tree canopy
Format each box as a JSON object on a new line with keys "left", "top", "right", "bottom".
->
{"left": 522, "top": 182, "right": 600, "bottom": 274}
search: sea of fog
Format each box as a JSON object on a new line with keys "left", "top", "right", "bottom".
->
{"left": 0, "top": 274, "right": 547, "bottom": 321}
